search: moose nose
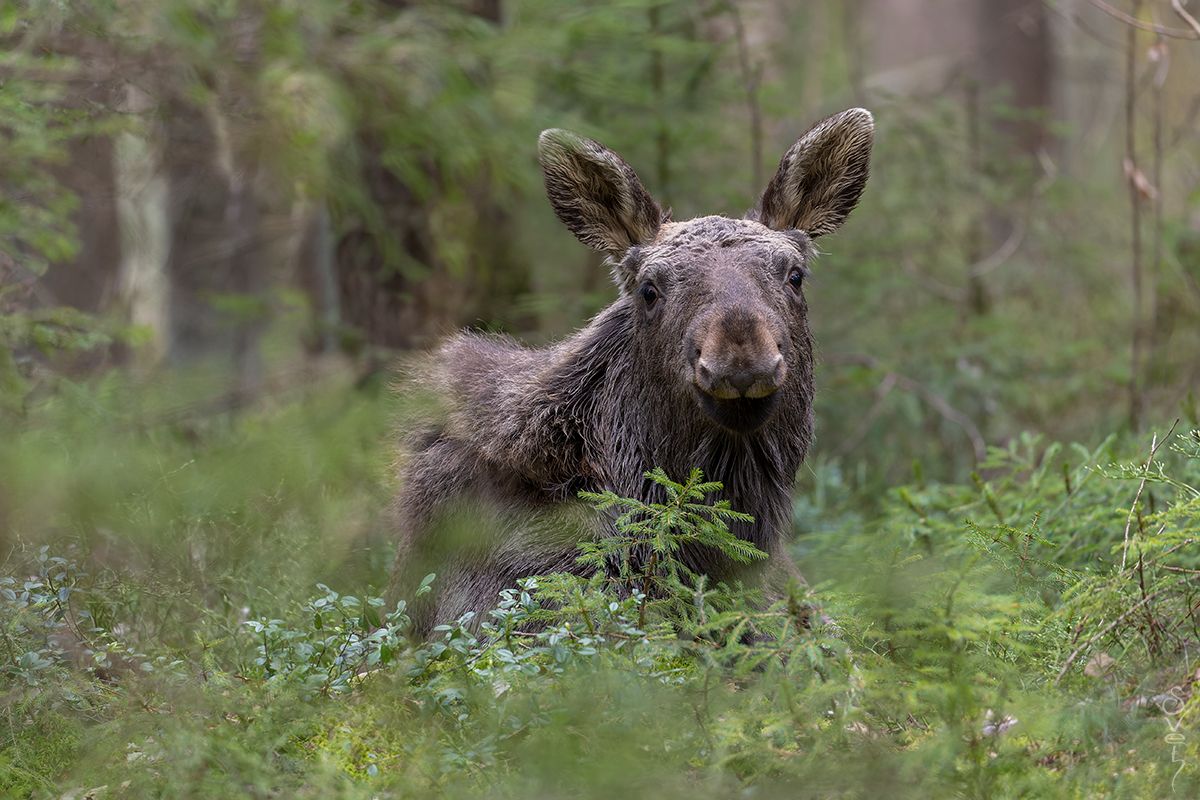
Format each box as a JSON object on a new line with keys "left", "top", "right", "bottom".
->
{"left": 696, "top": 354, "right": 785, "bottom": 400}
{"left": 726, "top": 369, "right": 759, "bottom": 395}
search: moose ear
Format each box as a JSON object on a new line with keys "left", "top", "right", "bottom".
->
{"left": 538, "top": 129, "right": 662, "bottom": 256}
{"left": 752, "top": 108, "right": 874, "bottom": 237}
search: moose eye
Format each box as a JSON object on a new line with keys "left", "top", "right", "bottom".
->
{"left": 639, "top": 282, "right": 659, "bottom": 308}
{"left": 787, "top": 269, "right": 805, "bottom": 290}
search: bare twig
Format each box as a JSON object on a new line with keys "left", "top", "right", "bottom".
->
{"left": 841, "top": 0, "right": 865, "bottom": 102}
{"left": 648, "top": 4, "right": 671, "bottom": 206}
{"left": 1121, "top": 419, "right": 1179, "bottom": 570}
{"left": 964, "top": 81, "right": 988, "bottom": 315}
{"left": 835, "top": 373, "right": 898, "bottom": 457}
{"left": 969, "top": 217, "right": 1028, "bottom": 279}
{"left": 1136, "top": 553, "right": 1164, "bottom": 656}
{"left": 1171, "top": 0, "right": 1200, "bottom": 37}
{"left": 826, "top": 353, "right": 987, "bottom": 461}
{"left": 1167, "top": 91, "right": 1200, "bottom": 149}
{"left": 899, "top": 218, "right": 1029, "bottom": 306}
{"left": 901, "top": 256, "right": 964, "bottom": 304}
{"left": 1054, "top": 580, "right": 1184, "bottom": 684}
{"left": 1149, "top": 28, "right": 1166, "bottom": 360}
{"left": 1087, "top": 0, "right": 1200, "bottom": 39}
{"left": 1124, "top": 1, "right": 1145, "bottom": 430}
{"left": 1049, "top": 0, "right": 1124, "bottom": 48}
{"left": 892, "top": 373, "right": 987, "bottom": 462}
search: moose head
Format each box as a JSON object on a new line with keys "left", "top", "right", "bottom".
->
{"left": 536, "top": 108, "right": 874, "bottom": 434}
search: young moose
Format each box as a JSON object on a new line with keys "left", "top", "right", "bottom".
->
{"left": 391, "top": 108, "right": 874, "bottom": 635}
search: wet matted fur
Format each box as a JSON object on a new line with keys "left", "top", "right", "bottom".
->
{"left": 389, "top": 108, "right": 875, "bottom": 636}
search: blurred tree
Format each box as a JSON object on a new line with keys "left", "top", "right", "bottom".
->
{"left": 1, "top": 8, "right": 122, "bottom": 405}
{"left": 975, "top": 0, "right": 1055, "bottom": 160}
{"left": 38, "top": 44, "right": 123, "bottom": 323}
{"left": 4, "top": 0, "right": 1199, "bottom": 482}
{"left": 332, "top": 0, "right": 526, "bottom": 353}
{"left": 969, "top": 0, "right": 1054, "bottom": 315}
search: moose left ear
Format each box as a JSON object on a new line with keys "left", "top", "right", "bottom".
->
{"left": 752, "top": 108, "right": 874, "bottom": 237}
{"left": 538, "top": 128, "right": 662, "bottom": 257}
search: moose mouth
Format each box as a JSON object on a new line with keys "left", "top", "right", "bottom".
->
{"left": 694, "top": 389, "right": 781, "bottom": 434}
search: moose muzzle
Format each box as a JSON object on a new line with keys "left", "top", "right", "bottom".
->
{"left": 692, "top": 306, "right": 787, "bottom": 401}
{"left": 695, "top": 352, "right": 785, "bottom": 400}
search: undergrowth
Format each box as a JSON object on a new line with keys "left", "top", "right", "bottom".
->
{"left": 1, "top": 379, "right": 1197, "bottom": 798}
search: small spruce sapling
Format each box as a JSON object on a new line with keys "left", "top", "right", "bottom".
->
{"left": 579, "top": 468, "right": 767, "bottom": 628}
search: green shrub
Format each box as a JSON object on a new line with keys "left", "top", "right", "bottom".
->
{"left": 2, "top": 384, "right": 1198, "bottom": 797}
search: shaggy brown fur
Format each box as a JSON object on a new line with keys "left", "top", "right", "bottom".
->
{"left": 389, "top": 108, "right": 874, "bottom": 636}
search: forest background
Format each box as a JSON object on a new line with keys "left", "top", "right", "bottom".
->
{"left": 3, "top": 1, "right": 1200, "bottom": 797}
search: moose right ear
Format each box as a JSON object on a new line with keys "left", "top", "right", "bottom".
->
{"left": 753, "top": 108, "right": 874, "bottom": 237}
{"left": 538, "top": 129, "right": 662, "bottom": 257}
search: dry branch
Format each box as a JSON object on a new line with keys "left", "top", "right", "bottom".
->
{"left": 1054, "top": 579, "right": 1185, "bottom": 684}
{"left": 1120, "top": 419, "right": 1179, "bottom": 570}
{"left": 826, "top": 353, "right": 987, "bottom": 461}
{"left": 1087, "top": 0, "right": 1200, "bottom": 39}
{"left": 1171, "top": 0, "right": 1200, "bottom": 37}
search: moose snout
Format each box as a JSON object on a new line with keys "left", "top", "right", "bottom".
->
{"left": 695, "top": 352, "right": 785, "bottom": 400}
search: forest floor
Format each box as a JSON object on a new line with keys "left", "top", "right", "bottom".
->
{"left": 1, "top": 371, "right": 1198, "bottom": 798}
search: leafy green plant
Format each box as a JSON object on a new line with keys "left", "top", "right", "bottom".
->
{"left": 244, "top": 577, "right": 427, "bottom": 696}
{"left": 579, "top": 467, "right": 765, "bottom": 627}
{"left": 3, "top": 380, "right": 1199, "bottom": 797}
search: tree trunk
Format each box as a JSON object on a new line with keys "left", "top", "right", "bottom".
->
{"left": 161, "top": 92, "right": 272, "bottom": 407}
{"left": 162, "top": 97, "right": 237, "bottom": 363}
{"left": 971, "top": 0, "right": 1055, "bottom": 314}
{"left": 974, "top": 0, "right": 1055, "bottom": 160}
{"left": 332, "top": 1, "right": 525, "bottom": 354}
{"left": 37, "top": 38, "right": 123, "bottom": 324}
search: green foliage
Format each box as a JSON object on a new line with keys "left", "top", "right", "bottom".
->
{"left": 243, "top": 582, "right": 416, "bottom": 696}
{"left": 2, "top": 382, "right": 1198, "bottom": 797}
{"left": 0, "top": 10, "right": 120, "bottom": 410}
{"left": 0, "top": 31, "right": 83, "bottom": 277}
{"left": 6, "top": 0, "right": 1199, "bottom": 480}
{"left": 579, "top": 467, "right": 764, "bottom": 627}
{"left": 3, "top": 1, "right": 1200, "bottom": 797}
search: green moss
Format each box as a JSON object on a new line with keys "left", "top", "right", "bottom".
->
{"left": 0, "top": 707, "right": 82, "bottom": 797}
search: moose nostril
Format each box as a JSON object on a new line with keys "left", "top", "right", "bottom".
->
{"left": 727, "top": 370, "right": 756, "bottom": 393}
{"left": 696, "top": 356, "right": 783, "bottom": 399}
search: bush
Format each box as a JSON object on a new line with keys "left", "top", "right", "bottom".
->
{"left": 1, "top": 386, "right": 1197, "bottom": 797}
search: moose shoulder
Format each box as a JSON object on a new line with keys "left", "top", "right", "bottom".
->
{"left": 390, "top": 108, "right": 874, "bottom": 636}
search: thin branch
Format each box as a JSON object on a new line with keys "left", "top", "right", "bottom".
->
{"left": 1167, "top": 91, "right": 1200, "bottom": 149}
{"left": 1171, "top": 0, "right": 1200, "bottom": 37}
{"left": 1121, "top": 419, "right": 1179, "bottom": 570}
{"left": 1054, "top": 579, "right": 1185, "bottom": 684}
{"left": 1048, "top": 0, "right": 1125, "bottom": 49}
{"left": 899, "top": 217, "right": 1028, "bottom": 305}
{"left": 1087, "top": 0, "right": 1200, "bottom": 39}
{"left": 1124, "top": 2, "right": 1145, "bottom": 430}
{"left": 727, "top": 0, "right": 764, "bottom": 196}
{"left": 901, "top": 256, "right": 964, "bottom": 303}
{"left": 826, "top": 353, "right": 987, "bottom": 461}
{"left": 890, "top": 376, "right": 986, "bottom": 462}
{"left": 648, "top": 4, "right": 672, "bottom": 206}
{"left": 1136, "top": 553, "right": 1164, "bottom": 656}
{"left": 1149, "top": 28, "right": 1166, "bottom": 361}
{"left": 835, "top": 373, "right": 898, "bottom": 457}
{"left": 969, "top": 217, "right": 1028, "bottom": 278}
{"left": 841, "top": 0, "right": 866, "bottom": 102}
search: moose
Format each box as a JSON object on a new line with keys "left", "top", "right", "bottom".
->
{"left": 389, "top": 108, "right": 874, "bottom": 636}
